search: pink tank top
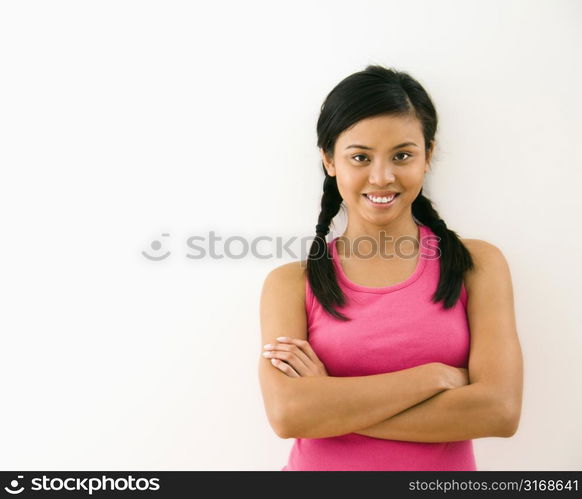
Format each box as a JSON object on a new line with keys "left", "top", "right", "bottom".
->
{"left": 282, "top": 223, "right": 476, "bottom": 471}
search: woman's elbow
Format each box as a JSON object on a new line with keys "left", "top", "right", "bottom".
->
{"left": 275, "top": 425, "right": 294, "bottom": 440}
{"left": 260, "top": 364, "right": 299, "bottom": 439}
{"left": 268, "top": 406, "right": 296, "bottom": 439}
{"left": 263, "top": 394, "right": 297, "bottom": 439}
{"left": 495, "top": 398, "right": 521, "bottom": 437}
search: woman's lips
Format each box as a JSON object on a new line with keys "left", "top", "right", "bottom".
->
{"left": 362, "top": 192, "right": 400, "bottom": 208}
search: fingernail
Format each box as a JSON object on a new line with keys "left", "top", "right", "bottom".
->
{"left": 276, "top": 337, "right": 288, "bottom": 341}
{"left": 262, "top": 351, "right": 272, "bottom": 357}
{"left": 263, "top": 344, "right": 273, "bottom": 349}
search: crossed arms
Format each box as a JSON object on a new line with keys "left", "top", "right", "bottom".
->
{"left": 258, "top": 241, "right": 523, "bottom": 442}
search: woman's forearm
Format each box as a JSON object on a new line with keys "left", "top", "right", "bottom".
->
{"left": 353, "top": 382, "right": 510, "bottom": 442}
{"left": 279, "top": 362, "right": 447, "bottom": 439}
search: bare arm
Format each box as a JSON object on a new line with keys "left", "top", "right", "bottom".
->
{"left": 353, "top": 240, "right": 524, "bottom": 441}
{"left": 258, "top": 262, "right": 449, "bottom": 439}
{"left": 276, "top": 363, "right": 448, "bottom": 439}
{"left": 354, "top": 382, "right": 509, "bottom": 442}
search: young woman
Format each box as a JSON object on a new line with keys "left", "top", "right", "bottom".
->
{"left": 258, "top": 65, "right": 523, "bottom": 471}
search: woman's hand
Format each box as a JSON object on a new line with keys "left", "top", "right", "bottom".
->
{"left": 438, "top": 364, "right": 470, "bottom": 389}
{"left": 262, "top": 337, "right": 328, "bottom": 378}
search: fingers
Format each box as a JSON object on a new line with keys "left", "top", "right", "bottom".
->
{"left": 270, "top": 358, "right": 300, "bottom": 377}
{"left": 263, "top": 346, "right": 310, "bottom": 376}
{"left": 274, "top": 337, "right": 324, "bottom": 367}
{"left": 262, "top": 337, "right": 328, "bottom": 377}
{"left": 264, "top": 342, "right": 312, "bottom": 371}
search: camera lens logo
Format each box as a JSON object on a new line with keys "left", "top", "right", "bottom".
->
{"left": 142, "top": 233, "right": 171, "bottom": 261}
{"left": 4, "top": 476, "right": 25, "bottom": 495}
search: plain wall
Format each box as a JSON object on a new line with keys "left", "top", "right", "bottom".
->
{"left": 0, "top": 0, "right": 580, "bottom": 470}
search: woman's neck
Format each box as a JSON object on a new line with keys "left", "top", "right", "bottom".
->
{"left": 338, "top": 219, "right": 420, "bottom": 260}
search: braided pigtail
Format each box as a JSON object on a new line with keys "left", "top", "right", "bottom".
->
{"left": 305, "top": 172, "right": 351, "bottom": 321}
{"left": 412, "top": 188, "right": 475, "bottom": 308}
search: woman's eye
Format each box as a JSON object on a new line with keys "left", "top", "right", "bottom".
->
{"left": 352, "top": 152, "right": 411, "bottom": 163}
{"left": 395, "top": 152, "right": 411, "bottom": 161}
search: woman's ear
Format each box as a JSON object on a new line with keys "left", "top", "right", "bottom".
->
{"left": 320, "top": 148, "right": 336, "bottom": 177}
{"left": 425, "top": 140, "right": 435, "bottom": 174}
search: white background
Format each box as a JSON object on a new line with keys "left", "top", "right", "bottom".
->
{"left": 1, "top": 0, "right": 580, "bottom": 470}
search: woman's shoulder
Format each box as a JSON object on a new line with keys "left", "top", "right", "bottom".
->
{"left": 267, "top": 260, "right": 307, "bottom": 279}
{"left": 461, "top": 238, "right": 506, "bottom": 263}
{"left": 263, "top": 260, "right": 307, "bottom": 299}
{"left": 460, "top": 238, "right": 510, "bottom": 293}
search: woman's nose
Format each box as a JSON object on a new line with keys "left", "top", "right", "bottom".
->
{"left": 368, "top": 161, "right": 396, "bottom": 184}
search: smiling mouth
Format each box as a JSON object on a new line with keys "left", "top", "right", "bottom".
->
{"left": 362, "top": 193, "right": 400, "bottom": 204}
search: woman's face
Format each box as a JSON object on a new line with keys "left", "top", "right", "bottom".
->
{"left": 321, "top": 113, "right": 434, "bottom": 230}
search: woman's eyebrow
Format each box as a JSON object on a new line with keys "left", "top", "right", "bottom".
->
{"left": 345, "top": 142, "right": 420, "bottom": 151}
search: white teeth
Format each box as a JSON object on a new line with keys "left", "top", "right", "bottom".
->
{"left": 366, "top": 193, "right": 396, "bottom": 203}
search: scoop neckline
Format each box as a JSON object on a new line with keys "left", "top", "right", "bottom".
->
{"left": 329, "top": 224, "right": 429, "bottom": 294}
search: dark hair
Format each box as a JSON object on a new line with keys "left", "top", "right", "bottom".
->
{"left": 306, "top": 65, "right": 475, "bottom": 321}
